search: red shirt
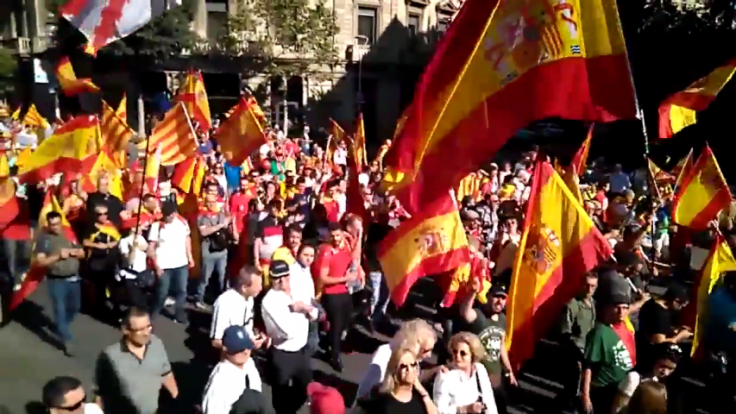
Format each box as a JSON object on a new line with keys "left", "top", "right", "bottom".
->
{"left": 313, "top": 243, "right": 352, "bottom": 295}
{"left": 322, "top": 199, "right": 340, "bottom": 223}
{"left": 0, "top": 199, "right": 30, "bottom": 240}
{"left": 612, "top": 322, "right": 637, "bottom": 366}
{"left": 229, "top": 192, "right": 251, "bottom": 234}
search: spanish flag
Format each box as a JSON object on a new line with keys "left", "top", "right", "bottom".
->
{"left": 441, "top": 255, "right": 492, "bottom": 307}
{"left": 245, "top": 95, "right": 267, "bottom": 129}
{"left": 147, "top": 102, "right": 198, "bottom": 165}
{"left": 506, "top": 160, "right": 612, "bottom": 369}
{"left": 326, "top": 119, "right": 345, "bottom": 165}
{"left": 0, "top": 151, "right": 20, "bottom": 227}
{"left": 572, "top": 124, "right": 594, "bottom": 175}
{"left": 216, "top": 98, "right": 267, "bottom": 166}
{"left": 686, "top": 236, "right": 736, "bottom": 357}
{"left": 456, "top": 172, "right": 481, "bottom": 202}
{"left": 88, "top": 221, "right": 121, "bottom": 242}
{"left": 377, "top": 192, "right": 470, "bottom": 306}
{"left": 100, "top": 100, "right": 134, "bottom": 168}
{"left": 17, "top": 115, "right": 100, "bottom": 184}
{"left": 176, "top": 70, "right": 211, "bottom": 131}
{"left": 672, "top": 145, "right": 731, "bottom": 230}
{"left": 673, "top": 149, "right": 694, "bottom": 191}
{"left": 81, "top": 152, "right": 124, "bottom": 200}
{"left": 56, "top": 57, "right": 99, "bottom": 96}
{"left": 658, "top": 59, "right": 736, "bottom": 139}
{"left": 9, "top": 192, "right": 76, "bottom": 310}
{"left": 171, "top": 156, "right": 206, "bottom": 195}
{"left": 353, "top": 113, "right": 368, "bottom": 168}
{"left": 384, "top": 0, "right": 637, "bottom": 213}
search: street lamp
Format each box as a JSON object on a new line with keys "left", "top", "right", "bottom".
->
{"left": 353, "top": 35, "right": 369, "bottom": 113}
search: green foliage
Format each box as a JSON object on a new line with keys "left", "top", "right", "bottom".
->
{"left": 220, "top": 0, "right": 340, "bottom": 80}
{"left": 0, "top": 47, "right": 17, "bottom": 98}
{"left": 45, "top": 0, "right": 71, "bottom": 15}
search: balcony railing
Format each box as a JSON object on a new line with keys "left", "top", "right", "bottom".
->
{"left": 1, "top": 37, "right": 32, "bottom": 56}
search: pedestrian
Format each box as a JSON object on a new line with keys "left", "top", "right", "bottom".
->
{"left": 149, "top": 201, "right": 193, "bottom": 325}
{"left": 81, "top": 203, "right": 120, "bottom": 320}
{"left": 289, "top": 243, "right": 320, "bottom": 356}
{"left": 43, "top": 376, "right": 103, "bottom": 414}
{"left": 94, "top": 307, "right": 179, "bottom": 414}
{"left": 210, "top": 265, "right": 266, "bottom": 351}
{"left": 196, "top": 189, "right": 232, "bottom": 308}
{"left": 35, "top": 210, "right": 85, "bottom": 356}
{"left": 307, "top": 382, "right": 345, "bottom": 414}
{"left": 261, "top": 260, "right": 314, "bottom": 414}
{"left": 202, "top": 325, "right": 262, "bottom": 414}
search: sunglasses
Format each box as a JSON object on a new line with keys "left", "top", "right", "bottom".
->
{"left": 56, "top": 396, "right": 86, "bottom": 411}
{"left": 451, "top": 349, "right": 469, "bottom": 357}
{"left": 96, "top": 211, "right": 108, "bottom": 217}
{"left": 398, "top": 362, "right": 419, "bottom": 370}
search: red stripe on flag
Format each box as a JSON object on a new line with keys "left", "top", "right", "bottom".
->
{"left": 389, "top": 247, "right": 470, "bottom": 307}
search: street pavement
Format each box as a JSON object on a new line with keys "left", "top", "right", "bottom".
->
{"left": 0, "top": 279, "right": 713, "bottom": 414}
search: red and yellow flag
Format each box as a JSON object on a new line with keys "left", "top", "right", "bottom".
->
{"left": 100, "top": 100, "right": 134, "bottom": 168}
{"left": 506, "top": 161, "right": 612, "bottom": 370}
{"left": 658, "top": 60, "right": 736, "bottom": 139}
{"left": 19, "top": 104, "right": 50, "bottom": 129}
{"left": 81, "top": 153, "right": 124, "bottom": 200}
{"left": 377, "top": 192, "right": 470, "bottom": 306}
{"left": 147, "top": 102, "right": 198, "bottom": 166}
{"left": 384, "top": 0, "right": 637, "bottom": 213}
{"left": 245, "top": 95, "right": 266, "bottom": 129}
{"left": 0, "top": 151, "right": 20, "bottom": 229}
{"left": 325, "top": 119, "right": 345, "bottom": 166}
{"left": 353, "top": 114, "right": 368, "bottom": 168}
{"left": 684, "top": 236, "right": 736, "bottom": 357}
{"left": 56, "top": 57, "right": 99, "bottom": 96}
{"left": 572, "top": 124, "right": 594, "bottom": 175}
{"left": 176, "top": 70, "right": 211, "bottom": 131}
{"left": 672, "top": 145, "right": 731, "bottom": 230}
{"left": 673, "top": 149, "right": 694, "bottom": 191}
{"left": 171, "top": 156, "right": 206, "bottom": 195}
{"left": 116, "top": 93, "right": 127, "bottom": 122}
{"left": 216, "top": 98, "right": 267, "bottom": 166}
{"left": 9, "top": 191, "right": 76, "bottom": 310}
{"left": 456, "top": 172, "right": 481, "bottom": 202}
{"left": 17, "top": 115, "right": 100, "bottom": 184}
{"left": 144, "top": 146, "right": 162, "bottom": 194}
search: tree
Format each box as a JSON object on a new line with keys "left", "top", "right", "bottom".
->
{"left": 220, "top": 0, "right": 340, "bottom": 81}
{"left": 0, "top": 47, "right": 17, "bottom": 99}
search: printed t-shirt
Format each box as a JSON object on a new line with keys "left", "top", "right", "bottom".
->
{"left": 584, "top": 322, "right": 636, "bottom": 388}
{"left": 256, "top": 216, "right": 283, "bottom": 261}
{"left": 468, "top": 311, "right": 506, "bottom": 375}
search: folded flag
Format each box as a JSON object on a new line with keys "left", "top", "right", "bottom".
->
{"left": 56, "top": 57, "right": 99, "bottom": 96}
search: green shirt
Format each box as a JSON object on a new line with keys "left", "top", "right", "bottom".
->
{"left": 584, "top": 322, "right": 634, "bottom": 388}
{"left": 560, "top": 297, "right": 596, "bottom": 353}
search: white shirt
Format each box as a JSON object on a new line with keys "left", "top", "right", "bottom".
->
{"left": 433, "top": 363, "right": 498, "bottom": 414}
{"left": 290, "top": 262, "right": 318, "bottom": 320}
{"left": 354, "top": 343, "right": 393, "bottom": 402}
{"left": 333, "top": 147, "right": 348, "bottom": 166}
{"left": 84, "top": 403, "right": 104, "bottom": 414}
{"left": 118, "top": 235, "right": 149, "bottom": 272}
{"left": 336, "top": 193, "right": 347, "bottom": 218}
{"left": 261, "top": 288, "right": 309, "bottom": 352}
{"left": 210, "top": 289, "right": 256, "bottom": 340}
{"left": 148, "top": 218, "right": 190, "bottom": 270}
{"left": 201, "top": 358, "right": 262, "bottom": 414}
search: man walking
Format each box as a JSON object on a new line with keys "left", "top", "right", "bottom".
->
{"left": 261, "top": 260, "right": 314, "bottom": 414}
{"left": 35, "top": 211, "right": 85, "bottom": 356}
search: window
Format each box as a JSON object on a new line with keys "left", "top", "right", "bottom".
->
{"left": 357, "top": 7, "right": 378, "bottom": 44}
{"left": 408, "top": 14, "right": 420, "bottom": 36}
{"left": 207, "top": 12, "right": 228, "bottom": 42}
{"left": 437, "top": 19, "right": 449, "bottom": 33}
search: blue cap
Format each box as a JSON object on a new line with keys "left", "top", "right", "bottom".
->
{"left": 222, "top": 326, "right": 255, "bottom": 354}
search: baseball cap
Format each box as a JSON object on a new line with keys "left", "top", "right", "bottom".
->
{"left": 222, "top": 326, "right": 255, "bottom": 355}
{"left": 270, "top": 260, "right": 290, "bottom": 279}
{"left": 489, "top": 284, "right": 507, "bottom": 297}
{"left": 307, "top": 382, "right": 344, "bottom": 414}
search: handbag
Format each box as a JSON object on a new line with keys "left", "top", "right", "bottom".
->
{"left": 208, "top": 229, "right": 230, "bottom": 253}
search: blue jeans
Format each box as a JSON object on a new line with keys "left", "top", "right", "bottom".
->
{"left": 198, "top": 251, "right": 228, "bottom": 302}
{"left": 47, "top": 278, "right": 81, "bottom": 344}
{"left": 369, "top": 271, "right": 389, "bottom": 323}
{"left": 1, "top": 238, "right": 30, "bottom": 283}
{"left": 153, "top": 266, "right": 188, "bottom": 322}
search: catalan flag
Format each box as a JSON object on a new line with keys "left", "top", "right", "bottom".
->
{"left": 17, "top": 115, "right": 101, "bottom": 184}
{"left": 147, "top": 102, "right": 198, "bottom": 166}
{"left": 216, "top": 98, "right": 267, "bottom": 166}
{"left": 672, "top": 145, "right": 731, "bottom": 230}
{"left": 9, "top": 192, "right": 76, "bottom": 310}
{"left": 684, "top": 236, "right": 736, "bottom": 357}
{"left": 384, "top": 0, "right": 637, "bottom": 213}
{"left": 81, "top": 152, "right": 124, "bottom": 200}
{"left": 10, "top": 106, "right": 20, "bottom": 120}
{"left": 658, "top": 60, "right": 736, "bottom": 139}
{"left": 326, "top": 119, "right": 345, "bottom": 165}
{"left": 176, "top": 70, "right": 211, "bottom": 131}
{"left": 19, "top": 104, "right": 50, "bottom": 129}
{"left": 377, "top": 192, "right": 470, "bottom": 306}
{"left": 506, "top": 161, "right": 612, "bottom": 370}
{"left": 116, "top": 93, "right": 127, "bottom": 122}
{"left": 353, "top": 113, "right": 368, "bottom": 168}
{"left": 171, "top": 156, "right": 206, "bottom": 195}
{"left": 144, "top": 146, "right": 162, "bottom": 194}
{"left": 100, "top": 100, "right": 134, "bottom": 168}
{"left": 56, "top": 57, "right": 99, "bottom": 96}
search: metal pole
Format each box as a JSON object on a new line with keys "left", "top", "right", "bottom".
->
{"left": 137, "top": 94, "right": 145, "bottom": 137}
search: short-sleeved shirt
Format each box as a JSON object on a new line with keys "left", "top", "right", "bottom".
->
{"left": 468, "top": 311, "right": 506, "bottom": 375}
{"left": 314, "top": 243, "right": 351, "bottom": 295}
{"left": 95, "top": 335, "right": 171, "bottom": 414}
{"left": 148, "top": 217, "right": 190, "bottom": 270}
{"left": 560, "top": 297, "right": 597, "bottom": 354}
{"left": 584, "top": 322, "right": 636, "bottom": 388}
{"left": 361, "top": 389, "right": 428, "bottom": 414}
{"left": 255, "top": 215, "right": 283, "bottom": 261}
{"left": 34, "top": 232, "right": 80, "bottom": 278}
{"left": 636, "top": 299, "right": 674, "bottom": 364}
{"left": 197, "top": 211, "right": 228, "bottom": 253}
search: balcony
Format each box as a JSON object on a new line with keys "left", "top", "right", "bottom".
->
{"left": 1, "top": 37, "right": 32, "bottom": 56}
{"left": 31, "top": 36, "right": 49, "bottom": 53}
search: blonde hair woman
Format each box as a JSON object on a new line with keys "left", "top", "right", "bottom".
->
{"left": 354, "top": 319, "right": 437, "bottom": 404}
{"left": 359, "top": 347, "right": 438, "bottom": 414}
{"left": 433, "top": 332, "right": 497, "bottom": 414}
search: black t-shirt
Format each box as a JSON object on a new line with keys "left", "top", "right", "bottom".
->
{"left": 86, "top": 192, "right": 125, "bottom": 226}
{"left": 636, "top": 299, "right": 674, "bottom": 364}
{"left": 363, "top": 390, "right": 428, "bottom": 414}
{"left": 82, "top": 223, "right": 120, "bottom": 273}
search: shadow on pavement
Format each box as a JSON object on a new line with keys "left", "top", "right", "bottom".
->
{"left": 167, "top": 360, "right": 211, "bottom": 413}
{"left": 11, "top": 300, "right": 65, "bottom": 352}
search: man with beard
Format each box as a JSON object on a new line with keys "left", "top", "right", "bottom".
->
{"left": 459, "top": 278, "right": 517, "bottom": 414}
{"left": 636, "top": 283, "right": 692, "bottom": 367}
{"left": 94, "top": 307, "right": 179, "bottom": 414}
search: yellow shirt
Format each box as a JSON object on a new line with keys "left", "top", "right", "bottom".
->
{"left": 271, "top": 246, "right": 296, "bottom": 265}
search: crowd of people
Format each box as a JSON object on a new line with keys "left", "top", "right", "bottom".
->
{"left": 1, "top": 106, "right": 736, "bottom": 414}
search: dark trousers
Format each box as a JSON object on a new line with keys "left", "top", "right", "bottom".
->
{"left": 493, "top": 380, "right": 508, "bottom": 414}
{"left": 47, "top": 278, "right": 81, "bottom": 344}
{"left": 590, "top": 385, "right": 617, "bottom": 414}
{"left": 321, "top": 292, "right": 351, "bottom": 361}
{"left": 122, "top": 279, "right": 149, "bottom": 311}
{"left": 269, "top": 347, "right": 313, "bottom": 414}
